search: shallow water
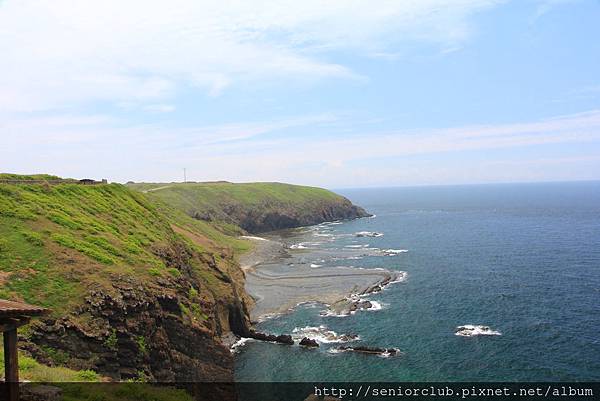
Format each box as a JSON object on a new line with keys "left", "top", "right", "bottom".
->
{"left": 235, "top": 181, "right": 600, "bottom": 381}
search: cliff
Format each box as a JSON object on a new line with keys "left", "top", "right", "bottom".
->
{"left": 0, "top": 178, "right": 252, "bottom": 382}
{"left": 128, "top": 181, "right": 370, "bottom": 233}
{"left": 0, "top": 176, "right": 369, "bottom": 386}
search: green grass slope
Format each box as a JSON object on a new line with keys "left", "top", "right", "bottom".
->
{"left": 128, "top": 181, "right": 369, "bottom": 233}
{"left": 0, "top": 177, "right": 253, "bottom": 382}
{"left": 0, "top": 181, "right": 247, "bottom": 311}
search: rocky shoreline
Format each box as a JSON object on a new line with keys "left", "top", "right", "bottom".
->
{"left": 234, "top": 230, "right": 405, "bottom": 356}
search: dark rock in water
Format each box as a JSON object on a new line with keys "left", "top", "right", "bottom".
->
{"left": 337, "top": 334, "right": 360, "bottom": 342}
{"left": 357, "top": 300, "right": 372, "bottom": 310}
{"left": 299, "top": 337, "right": 319, "bottom": 347}
{"left": 276, "top": 334, "right": 294, "bottom": 345}
{"left": 247, "top": 330, "right": 294, "bottom": 345}
{"left": 338, "top": 346, "right": 398, "bottom": 356}
{"left": 349, "top": 300, "right": 372, "bottom": 313}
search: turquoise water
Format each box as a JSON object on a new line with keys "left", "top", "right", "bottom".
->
{"left": 234, "top": 182, "right": 600, "bottom": 382}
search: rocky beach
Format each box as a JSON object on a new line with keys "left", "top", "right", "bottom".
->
{"left": 238, "top": 231, "right": 403, "bottom": 322}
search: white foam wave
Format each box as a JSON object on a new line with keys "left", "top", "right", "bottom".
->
{"left": 382, "top": 249, "right": 409, "bottom": 256}
{"left": 290, "top": 244, "right": 307, "bottom": 249}
{"left": 320, "top": 309, "right": 351, "bottom": 318}
{"left": 310, "top": 263, "right": 323, "bottom": 268}
{"left": 344, "top": 244, "right": 370, "bottom": 248}
{"left": 230, "top": 337, "right": 252, "bottom": 353}
{"left": 379, "top": 348, "right": 401, "bottom": 358}
{"left": 367, "top": 300, "right": 384, "bottom": 311}
{"left": 455, "top": 325, "right": 501, "bottom": 337}
{"left": 355, "top": 231, "right": 384, "bottom": 237}
{"left": 388, "top": 272, "right": 408, "bottom": 284}
{"left": 292, "top": 325, "right": 359, "bottom": 343}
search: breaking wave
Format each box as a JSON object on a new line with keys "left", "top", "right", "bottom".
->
{"left": 230, "top": 337, "right": 252, "bottom": 353}
{"left": 292, "top": 325, "right": 359, "bottom": 343}
{"left": 455, "top": 325, "right": 502, "bottom": 337}
{"left": 355, "top": 231, "right": 384, "bottom": 237}
{"left": 382, "top": 249, "right": 409, "bottom": 256}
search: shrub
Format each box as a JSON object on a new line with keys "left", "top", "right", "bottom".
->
{"left": 75, "top": 369, "right": 99, "bottom": 381}
{"left": 135, "top": 336, "right": 148, "bottom": 355}
{"left": 104, "top": 329, "right": 118, "bottom": 350}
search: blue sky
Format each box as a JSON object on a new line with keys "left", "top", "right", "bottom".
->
{"left": 1, "top": 0, "right": 599, "bottom": 187}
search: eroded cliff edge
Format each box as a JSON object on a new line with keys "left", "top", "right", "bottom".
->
{"left": 128, "top": 181, "right": 370, "bottom": 233}
{"left": 0, "top": 179, "right": 253, "bottom": 382}
{"left": 1, "top": 177, "right": 369, "bottom": 382}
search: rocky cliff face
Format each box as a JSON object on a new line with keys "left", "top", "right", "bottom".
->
{"left": 22, "top": 235, "right": 253, "bottom": 383}
{"left": 218, "top": 198, "right": 370, "bottom": 233}
{"left": 129, "top": 182, "right": 371, "bottom": 234}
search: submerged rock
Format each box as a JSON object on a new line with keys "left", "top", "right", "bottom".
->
{"left": 337, "top": 346, "right": 399, "bottom": 356}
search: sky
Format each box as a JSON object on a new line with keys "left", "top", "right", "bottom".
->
{"left": 1, "top": 0, "right": 600, "bottom": 188}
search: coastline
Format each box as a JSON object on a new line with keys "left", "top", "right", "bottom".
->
{"left": 238, "top": 230, "right": 403, "bottom": 321}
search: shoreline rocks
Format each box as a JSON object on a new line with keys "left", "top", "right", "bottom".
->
{"left": 322, "top": 271, "right": 406, "bottom": 317}
{"left": 247, "top": 330, "right": 294, "bottom": 345}
{"left": 299, "top": 337, "right": 319, "bottom": 347}
{"left": 337, "top": 346, "right": 399, "bottom": 356}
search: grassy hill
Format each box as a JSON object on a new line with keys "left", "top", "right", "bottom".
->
{"left": 128, "top": 181, "right": 369, "bottom": 233}
{"left": 0, "top": 177, "right": 253, "bottom": 382}
{"left": 0, "top": 175, "right": 368, "bottom": 386}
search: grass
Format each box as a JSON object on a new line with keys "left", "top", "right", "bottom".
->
{"left": 128, "top": 181, "right": 353, "bottom": 236}
{"left": 0, "top": 173, "right": 64, "bottom": 181}
{"left": 0, "top": 345, "right": 194, "bottom": 400}
{"left": 0, "top": 181, "right": 246, "bottom": 316}
{"left": 129, "top": 181, "right": 341, "bottom": 210}
{"left": 0, "top": 345, "right": 100, "bottom": 382}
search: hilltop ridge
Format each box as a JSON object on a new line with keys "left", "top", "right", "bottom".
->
{"left": 128, "top": 181, "right": 370, "bottom": 233}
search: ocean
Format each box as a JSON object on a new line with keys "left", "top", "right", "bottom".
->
{"left": 234, "top": 181, "right": 600, "bottom": 382}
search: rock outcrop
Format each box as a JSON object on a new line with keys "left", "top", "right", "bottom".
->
{"left": 337, "top": 346, "right": 399, "bottom": 356}
{"left": 299, "top": 337, "right": 319, "bottom": 347}
{"left": 28, "top": 270, "right": 248, "bottom": 382}
{"left": 129, "top": 181, "right": 372, "bottom": 233}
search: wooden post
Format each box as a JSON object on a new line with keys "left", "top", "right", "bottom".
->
{"left": 3, "top": 329, "right": 19, "bottom": 401}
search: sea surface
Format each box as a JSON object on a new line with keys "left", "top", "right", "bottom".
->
{"left": 234, "top": 181, "right": 600, "bottom": 382}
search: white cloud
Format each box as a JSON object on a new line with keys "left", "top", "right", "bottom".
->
{"left": 0, "top": 0, "right": 501, "bottom": 111}
{"left": 2, "top": 110, "right": 600, "bottom": 186}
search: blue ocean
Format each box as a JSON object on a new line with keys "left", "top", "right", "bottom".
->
{"left": 235, "top": 182, "right": 600, "bottom": 382}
